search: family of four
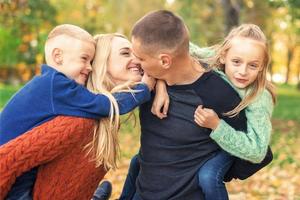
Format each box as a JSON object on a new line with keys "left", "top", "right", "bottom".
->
{"left": 0, "top": 9, "right": 275, "bottom": 200}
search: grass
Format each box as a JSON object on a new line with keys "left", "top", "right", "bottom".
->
{"left": 0, "top": 84, "right": 22, "bottom": 109}
{"left": 272, "top": 84, "right": 300, "bottom": 122}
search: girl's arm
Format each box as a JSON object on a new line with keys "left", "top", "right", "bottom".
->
{"left": 0, "top": 116, "right": 94, "bottom": 199}
{"left": 196, "top": 90, "right": 273, "bottom": 163}
{"left": 189, "top": 42, "right": 215, "bottom": 59}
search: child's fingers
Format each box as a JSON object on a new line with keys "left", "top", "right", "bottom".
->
{"left": 194, "top": 112, "right": 205, "bottom": 123}
{"left": 163, "top": 99, "right": 170, "bottom": 116}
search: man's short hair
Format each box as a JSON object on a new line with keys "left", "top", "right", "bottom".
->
{"left": 131, "top": 10, "right": 189, "bottom": 55}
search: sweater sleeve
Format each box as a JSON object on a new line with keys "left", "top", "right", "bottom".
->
{"left": 52, "top": 73, "right": 150, "bottom": 118}
{"left": 210, "top": 90, "right": 273, "bottom": 163}
{"left": 189, "top": 42, "right": 215, "bottom": 59}
{"left": 0, "top": 116, "right": 94, "bottom": 199}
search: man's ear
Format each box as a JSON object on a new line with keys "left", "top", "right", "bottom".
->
{"left": 159, "top": 53, "right": 172, "bottom": 69}
{"left": 52, "top": 48, "right": 63, "bottom": 65}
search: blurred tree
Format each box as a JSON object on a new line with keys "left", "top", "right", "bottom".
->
{"left": 221, "top": 0, "right": 243, "bottom": 33}
{"left": 0, "top": 0, "right": 57, "bottom": 83}
{"left": 269, "top": 0, "right": 300, "bottom": 84}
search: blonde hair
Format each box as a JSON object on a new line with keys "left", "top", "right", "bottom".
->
{"left": 85, "top": 33, "right": 137, "bottom": 170}
{"left": 46, "top": 24, "right": 95, "bottom": 44}
{"left": 210, "top": 24, "right": 276, "bottom": 117}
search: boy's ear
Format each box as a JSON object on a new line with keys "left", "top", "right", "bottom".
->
{"left": 159, "top": 53, "right": 172, "bottom": 69}
{"left": 52, "top": 48, "right": 63, "bottom": 65}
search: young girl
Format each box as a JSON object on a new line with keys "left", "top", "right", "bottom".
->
{"left": 187, "top": 24, "right": 276, "bottom": 199}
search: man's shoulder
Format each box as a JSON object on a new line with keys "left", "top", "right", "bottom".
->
{"left": 195, "top": 70, "right": 237, "bottom": 96}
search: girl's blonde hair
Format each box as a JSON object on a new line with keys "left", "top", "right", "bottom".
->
{"left": 86, "top": 33, "right": 137, "bottom": 170}
{"left": 209, "top": 24, "right": 276, "bottom": 117}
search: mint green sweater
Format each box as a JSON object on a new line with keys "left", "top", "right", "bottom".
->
{"left": 190, "top": 43, "right": 274, "bottom": 163}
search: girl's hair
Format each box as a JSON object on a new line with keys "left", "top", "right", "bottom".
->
{"left": 86, "top": 33, "right": 137, "bottom": 170}
{"left": 209, "top": 24, "right": 276, "bottom": 117}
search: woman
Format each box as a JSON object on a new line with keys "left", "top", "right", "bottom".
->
{"left": 0, "top": 33, "right": 154, "bottom": 200}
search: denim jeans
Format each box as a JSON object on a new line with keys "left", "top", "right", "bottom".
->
{"left": 198, "top": 151, "right": 234, "bottom": 200}
{"left": 6, "top": 168, "right": 37, "bottom": 200}
{"left": 119, "top": 154, "right": 140, "bottom": 200}
{"left": 131, "top": 192, "right": 143, "bottom": 200}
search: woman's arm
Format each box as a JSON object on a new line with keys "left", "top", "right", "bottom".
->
{"left": 0, "top": 116, "right": 94, "bottom": 199}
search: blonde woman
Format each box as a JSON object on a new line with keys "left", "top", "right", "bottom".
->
{"left": 0, "top": 33, "right": 154, "bottom": 200}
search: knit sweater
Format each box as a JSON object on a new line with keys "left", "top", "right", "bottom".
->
{"left": 189, "top": 43, "right": 273, "bottom": 163}
{"left": 0, "top": 116, "right": 106, "bottom": 200}
{"left": 211, "top": 70, "right": 274, "bottom": 163}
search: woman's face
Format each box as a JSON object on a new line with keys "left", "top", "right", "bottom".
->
{"left": 108, "top": 37, "right": 143, "bottom": 84}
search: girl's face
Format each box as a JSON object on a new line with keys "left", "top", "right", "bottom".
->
{"left": 108, "top": 37, "right": 143, "bottom": 84}
{"left": 223, "top": 37, "right": 265, "bottom": 89}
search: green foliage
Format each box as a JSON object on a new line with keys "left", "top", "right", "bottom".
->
{"left": 0, "top": 84, "right": 21, "bottom": 109}
{"left": 0, "top": 0, "right": 57, "bottom": 69}
{"left": 273, "top": 84, "right": 300, "bottom": 122}
{"left": 0, "top": 26, "right": 21, "bottom": 67}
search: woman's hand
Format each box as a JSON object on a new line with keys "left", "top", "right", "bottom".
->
{"left": 151, "top": 80, "right": 169, "bottom": 119}
{"left": 194, "top": 105, "right": 220, "bottom": 130}
{"left": 142, "top": 73, "right": 156, "bottom": 91}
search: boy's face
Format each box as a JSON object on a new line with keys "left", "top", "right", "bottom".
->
{"left": 59, "top": 38, "right": 95, "bottom": 85}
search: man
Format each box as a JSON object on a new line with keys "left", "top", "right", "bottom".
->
{"left": 129, "top": 10, "right": 247, "bottom": 199}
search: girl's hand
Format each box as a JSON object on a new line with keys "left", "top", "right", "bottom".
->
{"left": 151, "top": 80, "right": 169, "bottom": 119}
{"left": 194, "top": 105, "right": 220, "bottom": 130}
{"left": 142, "top": 72, "right": 156, "bottom": 91}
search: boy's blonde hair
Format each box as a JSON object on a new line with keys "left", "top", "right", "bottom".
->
{"left": 86, "top": 33, "right": 137, "bottom": 170}
{"left": 209, "top": 24, "right": 276, "bottom": 117}
{"left": 44, "top": 24, "right": 96, "bottom": 64}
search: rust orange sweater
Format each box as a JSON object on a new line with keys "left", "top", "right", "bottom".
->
{"left": 0, "top": 116, "right": 107, "bottom": 200}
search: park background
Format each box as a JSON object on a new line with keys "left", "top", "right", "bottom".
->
{"left": 0, "top": 0, "right": 299, "bottom": 199}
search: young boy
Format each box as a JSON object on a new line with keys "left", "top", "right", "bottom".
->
{"left": 0, "top": 24, "right": 151, "bottom": 199}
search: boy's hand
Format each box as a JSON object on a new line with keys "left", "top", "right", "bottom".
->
{"left": 151, "top": 80, "right": 169, "bottom": 119}
{"left": 194, "top": 105, "right": 220, "bottom": 130}
{"left": 142, "top": 73, "right": 156, "bottom": 91}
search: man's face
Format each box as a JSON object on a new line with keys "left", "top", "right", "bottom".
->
{"left": 131, "top": 37, "right": 164, "bottom": 79}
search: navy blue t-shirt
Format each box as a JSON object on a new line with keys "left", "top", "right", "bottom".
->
{"left": 137, "top": 71, "right": 247, "bottom": 200}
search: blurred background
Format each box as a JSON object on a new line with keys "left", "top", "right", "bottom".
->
{"left": 0, "top": 0, "right": 299, "bottom": 199}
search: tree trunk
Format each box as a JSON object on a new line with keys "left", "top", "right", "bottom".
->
{"left": 221, "top": 0, "right": 242, "bottom": 34}
{"left": 285, "top": 46, "right": 294, "bottom": 84}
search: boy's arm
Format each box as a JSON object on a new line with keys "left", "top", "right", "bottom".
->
{"left": 210, "top": 91, "right": 273, "bottom": 163}
{"left": 113, "top": 83, "right": 151, "bottom": 115}
{"left": 151, "top": 80, "right": 169, "bottom": 119}
{"left": 0, "top": 116, "right": 94, "bottom": 199}
{"left": 52, "top": 74, "right": 150, "bottom": 118}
